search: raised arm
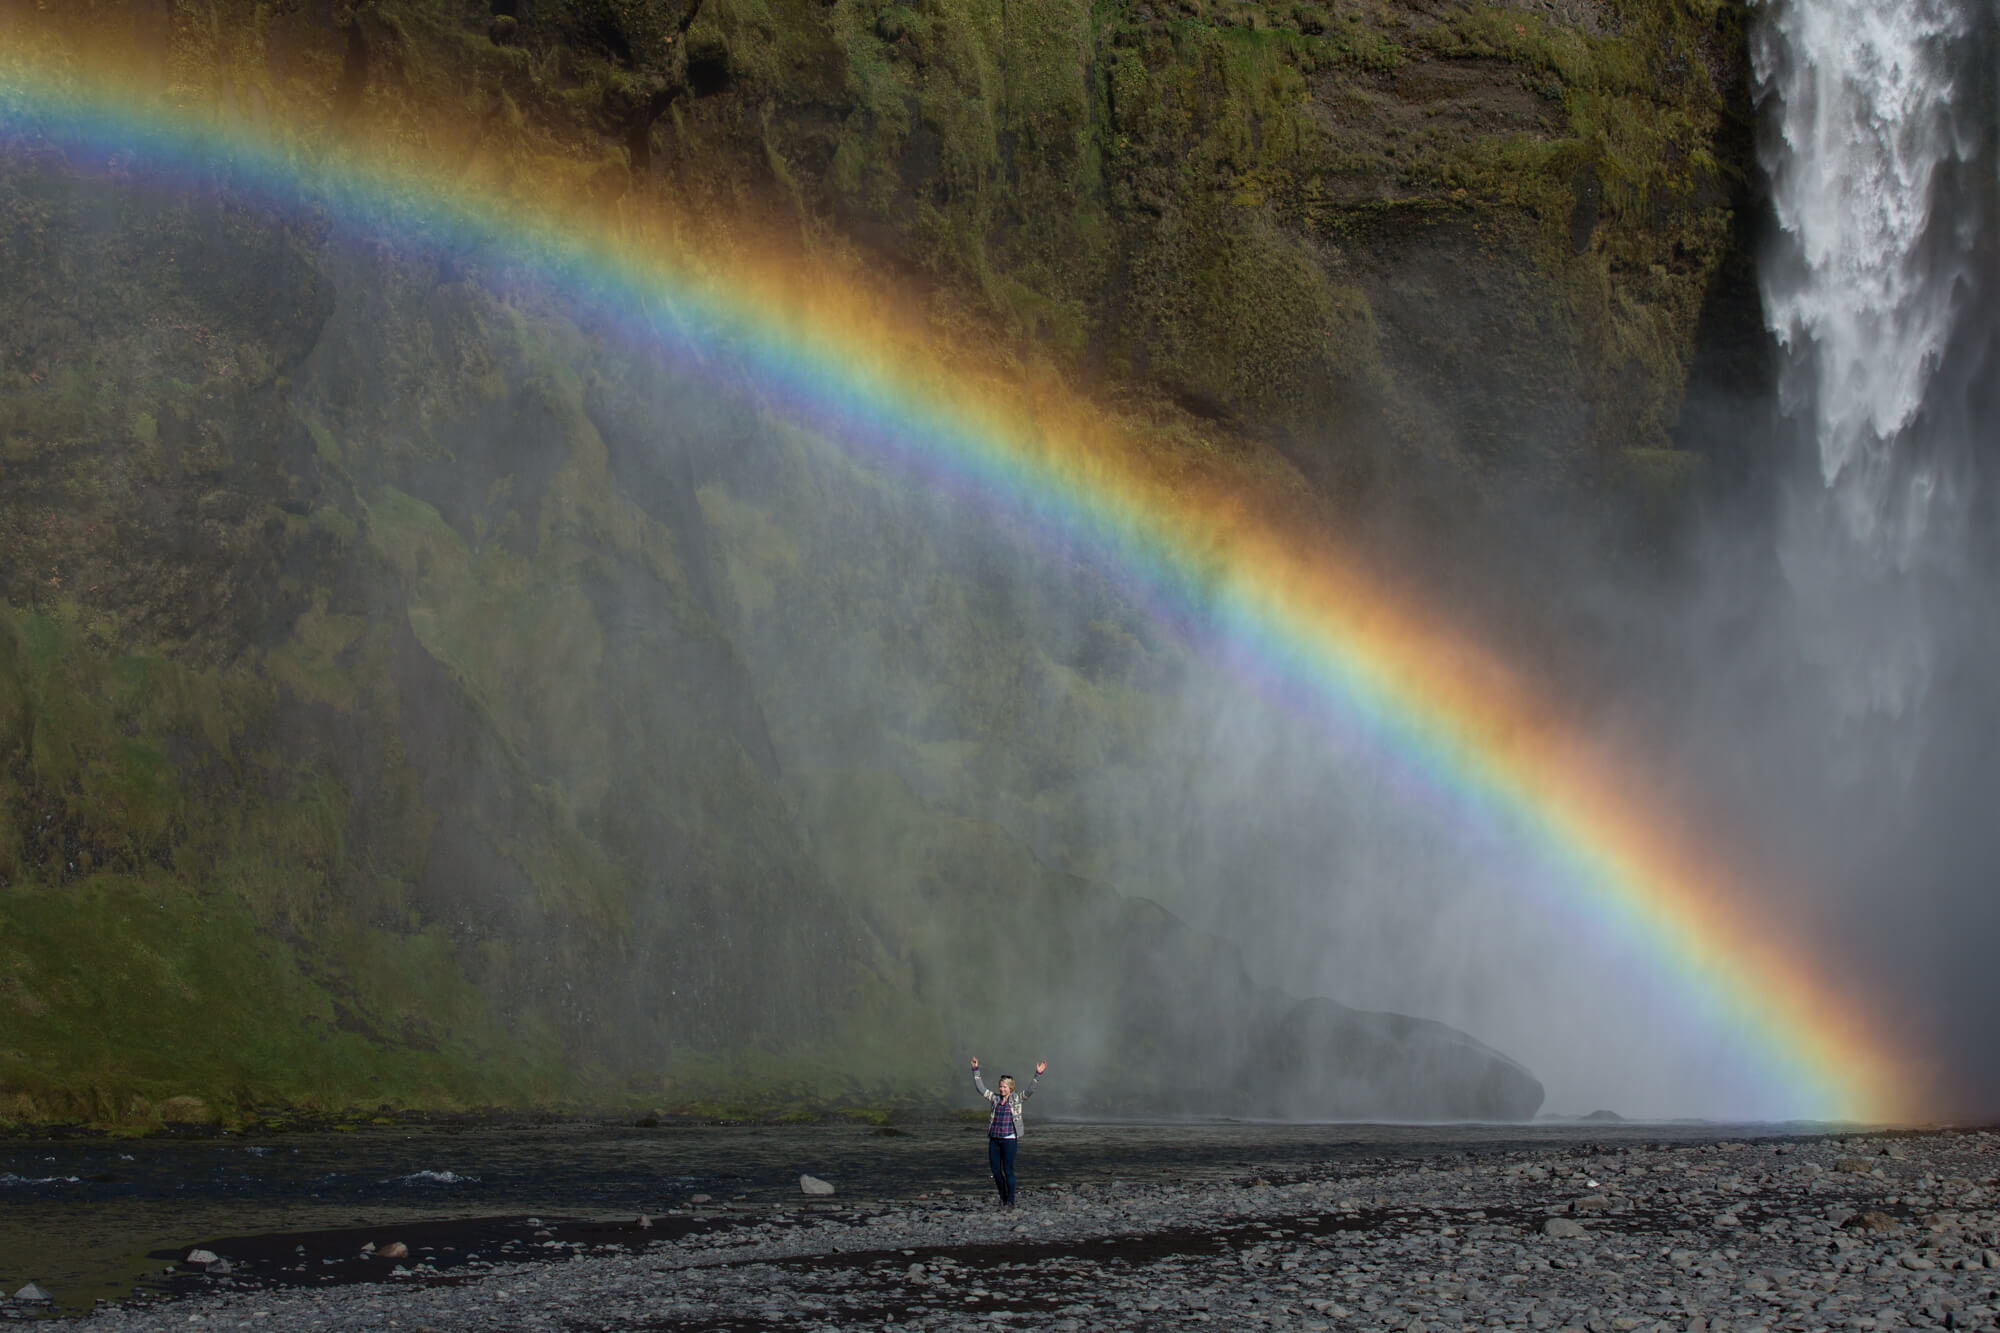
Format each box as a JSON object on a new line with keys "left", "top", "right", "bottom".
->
{"left": 970, "top": 1056, "right": 995, "bottom": 1103}
{"left": 1021, "top": 1059, "right": 1048, "bottom": 1099}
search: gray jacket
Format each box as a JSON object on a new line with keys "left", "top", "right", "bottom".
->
{"left": 973, "top": 1069, "right": 1040, "bottom": 1138}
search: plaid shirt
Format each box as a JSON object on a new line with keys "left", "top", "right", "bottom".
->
{"left": 973, "top": 1070, "right": 1038, "bottom": 1138}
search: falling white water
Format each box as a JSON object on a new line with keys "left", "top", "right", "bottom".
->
{"left": 1754, "top": 0, "right": 1984, "bottom": 558}
{"left": 1752, "top": 0, "right": 1994, "bottom": 720}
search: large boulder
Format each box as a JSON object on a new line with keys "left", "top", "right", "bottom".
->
{"left": 1253, "top": 997, "right": 1544, "bottom": 1120}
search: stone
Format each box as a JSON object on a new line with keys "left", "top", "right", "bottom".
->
{"left": 1845, "top": 1211, "right": 1901, "bottom": 1234}
{"left": 375, "top": 1241, "right": 410, "bottom": 1260}
{"left": 155, "top": 1096, "right": 219, "bottom": 1125}
{"left": 12, "top": 1283, "right": 50, "bottom": 1303}
{"left": 689, "top": 1193, "right": 712, "bottom": 1204}
{"left": 1543, "top": 1218, "right": 1589, "bottom": 1238}
{"left": 1836, "top": 1157, "right": 1876, "bottom": 1174}
{"left": 1573, "top": 1195, "right": 1612, "bottom": 1212}
{"left": 800, "top": 1174, "right": 835, "bottom": 1196}
{"left": 184, "top": 1248, "right": 220, "bottom": 1265}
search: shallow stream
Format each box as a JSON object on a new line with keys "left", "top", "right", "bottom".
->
{"left": 0, "top": 1118, "right": 1814, "bottom": 1316}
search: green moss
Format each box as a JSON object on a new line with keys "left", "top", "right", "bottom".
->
{"left": 835, "top": 1105, "right": 895, "bottom": 1126}
{"left": 0, "top": 871, "right": 553, "bottom": 1125}
{"left": 263, "top": 603, "right": 366, "bottom": 711}
{"left": 0, "top": 597, "right": 593, "bottom": 1125}
{"left": 301, "top": 413, "right": 344, "bottom": 469}
{"left": 1619, "top": 444, "right": 1701, "bottom": 498}
{"left": 312, "top": 504, "right": 360, "bottom": 546}
{"left": 1125, "top": 215, "right": 1378, "bottom": 422}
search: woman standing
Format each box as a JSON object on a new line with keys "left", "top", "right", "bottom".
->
{"left": 970, "top": 1055, "right": 1047, "bottom": 1208}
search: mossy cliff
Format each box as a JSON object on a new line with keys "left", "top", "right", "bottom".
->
{"left": 0, "top": 0, "right": 1760, "bottom": 1127}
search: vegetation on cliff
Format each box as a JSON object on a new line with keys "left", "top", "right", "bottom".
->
{"left": 0, "top": 0, "right": 1750, "bottom": 1127}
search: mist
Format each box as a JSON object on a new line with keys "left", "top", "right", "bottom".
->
{"left": 1053, "top": 0, "right": 2000, "bottom": 1118}
{"left": 6, "top": 0, "right": 1997, "bottom": 1126}
{"left": 664, "top": 0, "right": 2000, "bottom": 1120}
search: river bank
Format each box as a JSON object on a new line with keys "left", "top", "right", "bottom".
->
{"left": 9, "top": 1123, "right": 1996, "bottom": 1330}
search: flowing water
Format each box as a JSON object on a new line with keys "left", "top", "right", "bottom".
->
{"left": 0, "top": 1119, "right": 1821, "bottom": 1317}
{"left": 1753, "top": 0, "right": 1999, "bottom": 719}
{"left": 1756, "top": 0, "right": 1995, "bottom": 556}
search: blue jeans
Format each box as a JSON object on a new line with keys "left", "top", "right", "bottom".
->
{"left": 987, "top": 1135, "right": 1018, "bottom": 1204}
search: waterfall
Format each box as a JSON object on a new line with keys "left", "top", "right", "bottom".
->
{"left": 1752, "top": 0, "right": 1999, "bottom": 718}
{"left": 1754, "top": 0, "right": 1993, "bottom": 559}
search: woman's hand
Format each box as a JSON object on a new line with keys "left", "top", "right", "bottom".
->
{"left": 969, "top": 1056, "right": 979, "bottom": 1070}
{"left": 1035, "top": 1060, "right": 1048, "bottom": 1075}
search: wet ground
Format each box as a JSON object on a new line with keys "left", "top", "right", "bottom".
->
{"left": 1, "top": 1118, "right": 1844, "bottom": 1317}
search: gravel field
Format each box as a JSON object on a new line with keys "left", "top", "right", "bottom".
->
{"left": 12, "top": 1127, "right": 1998, "bottom": 1330}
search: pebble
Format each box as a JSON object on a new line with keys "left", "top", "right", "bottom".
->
{"left": 799, "top": 1173, "right": 835, "bottom": 1196}
{"left": 56, "top": 1129, "right": 2000, "bottom": 1332}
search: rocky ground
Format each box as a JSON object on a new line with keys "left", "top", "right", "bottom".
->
{"left": 14, "top": 1128, "right": 2000, "bottom": 1331}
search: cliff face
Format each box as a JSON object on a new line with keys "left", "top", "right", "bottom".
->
{"left": 0, "top": 0, "right": 1753, "bottom": 1127}
{"left": 656, "top": 0, "right": 1753, "bottom": 499}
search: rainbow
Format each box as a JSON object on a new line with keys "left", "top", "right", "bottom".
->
{"left": 0, "top": 41, "right": 1916, "bottom": 1121}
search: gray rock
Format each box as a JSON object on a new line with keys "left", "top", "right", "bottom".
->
{"left": 1544, "top": 1218, "right": 1589, "bottom": 1238}
{"left": 12, "top": 1283, "right": 50, "bottom": 1303}
{"left": 800, "top": 1174, "right": 835, "bottom": 1196}
{"left": 1845, "top": 1210, "right": 1901, "bottom": 1234}
{"left": 184, "top": 1248, "right": 220, "bottom": 1265}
